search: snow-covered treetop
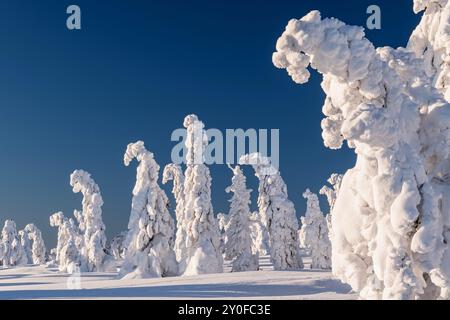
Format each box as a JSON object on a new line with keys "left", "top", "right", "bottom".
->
{"left": 162, "top": 163, "right": 185, "bottom": 196}
{"left": 413, "top": 0, "right": 446, "bottom": 13}
{"left": 2, "top": 220, "right": 17, "bottom": 240}
{"left": 184, "top": 114, "right": 208, "bottom": 165}
{"left": 70, "top": 170, "right": 103, "bottom": 208}
{"left": 124, "top": 140, "right": 152, "bottom": 167}
{"left": 302, "top": 189, "right": 322, "bottom": 217}
{"left": 239, "top": 153, "right": 278, "bottom": 176}
{"left": 272, "top": 9, "right": 448, "bottom": 154}
{"left": 49, "top": 211, "right": 66, "bottom": 227}
{"left": 225, "top": 164, "right": 252, "bottom": 196}
{"left": 319, "top": 173, "right": 343, "bottom": 210}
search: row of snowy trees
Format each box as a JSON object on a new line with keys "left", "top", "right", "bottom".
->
{"left": 43, "top": 114, "right": 325, "bottom": 278}
{"left": 0, "top": 219, "right": 47, "bottom": 267}
{"left": 273, "top": 0, "right": 450, "bottom": 300}
{"left": 0, "top": 113, "right": 339, "bottom": 278}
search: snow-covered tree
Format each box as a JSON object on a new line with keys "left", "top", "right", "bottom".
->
{"left": 49, "top": 212, "right": 83, "bottom": 273}
{"left": 319, "top": 173, "right": 343, "bottom": 239}
{"left": 224, "top": 165, "right": 259, "bottom": 272}
{"left": 408, "top": 0, "right": 450, "bottom": 101}
{"left": 162, "top": 163, "right": 187, "bottom": 268}
{"left": 216, "top": 213, "right": 228, "bottom": 254}
{"left": 272, "top": 3, "right": 450, "bottom": 299}
{"left": 0, "top": 220, "right": 28, "bottom": 267}
{"left": 70, "top": 170, "right": 114, "bottom": 272}
{"left": 319, "top": 174, "right": 343, "bottom": 212}
{"left": 240, "top": 153, "right": 303, "bottom": 271}
{"left": 249, "top": 212, "right": 270, "bottom": 256}
{"left": 24, "top": 224, "right": 47, "bottom": 265}
{"left": 299, "top": 189, "right": 331, "bottom": 269}
{"left": 18, "top": 229, "right": 32, "bottom": 264}
{"left": 180, "top": 115, "right": 223, "bottom": 276}
{"left": 120, "top": 141, "right": 178, "bottom": 279}
{"left": 109, "top": 231, "right": 127, "bottom": 260}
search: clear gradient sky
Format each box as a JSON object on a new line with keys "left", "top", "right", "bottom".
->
{"left": 0, "top": 0, "right": 422, "bottom": 247}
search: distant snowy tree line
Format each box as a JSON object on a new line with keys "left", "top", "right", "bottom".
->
{"left": 0, "top": 113, "right": 334, "bottom": 277}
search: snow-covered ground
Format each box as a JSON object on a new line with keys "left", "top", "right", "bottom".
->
{"left": 0, "top": 256, "right": 355, "bottom": 300}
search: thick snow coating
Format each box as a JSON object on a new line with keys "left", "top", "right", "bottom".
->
{"left": 24, "top": 224, "right": 47, "bottom": 265}
{"left": 409, "top": 0, "right": 450, "bottom": 101}
{"left": 273, "top": 3, "right": 450, "bottom": 299}
{"left": 120, "top": 141, "right": 178, "bottom": 279}
{"left": 181, "top": 115, "right": 223, "bottom": 276}
{"left": 162, "top": 163, "right": 187, "bottom": 269}
{"left": 70, "top": 170, "right": 113, "bottom": 272}
{"left": 299, "top": 190, "right": 331, "bottom": 269}
{"left": 239, "top": 153, "right": 303, "bottom": 271}
{"left": 0, "top": 220, "right": 27, "bottom": 267}
{"left": 224, "top": 165, "right": 259, "bottom": 272}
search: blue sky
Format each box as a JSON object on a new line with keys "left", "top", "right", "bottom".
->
{"left": 0, "top": 1, "right": 421, "bottom": 247}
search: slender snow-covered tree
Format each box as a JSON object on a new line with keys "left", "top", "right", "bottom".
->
{"left": 18, "top": 229, "right": 32, "bottom": 264}
{"left": 224, "top": 165, "right": 259, "bottom": 272}
{"left": 70, "top": 170, "right": 114, "bottom": 272}
{"left": 162, "top": 163, "right": 187, "bottom": 268}
{"left": 181, "top": 115, "right": 223, "bottom": 276}
{"left": 49, "top": 211, "right": 83, "bottom": 273}
{"left": 319, "top": 174, "right": 343, "bottom": 212}
{"left": 299, "top": 189, "right": 331, "bottom": 269}
{"left": 249, "top": 212, "right": 270, "bottom": 256}
{"left": 24, "top": 224, "right": 47, "bottom": 265}
{"left": 239, "top": 153, "right": 303, "bottom": 271}
{"left": 319, "top": 173, "right": 343, "bottom": 239}
{"left": 216, "top": 213, "right": 229, "bottom": 254}
{"left": 0, "top": 220, "right": 28, "bottom": 267}
{"left": 109, "top": 231, "right": 127, "bottom": 260}
{"left": 120, "top": 141, "right": 178, "bottom": 279}
{"left": 272, "top": 3, "right": 450, "bottom": 299}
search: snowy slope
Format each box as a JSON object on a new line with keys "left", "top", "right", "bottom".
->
{"left": 0, "top": 260, "right": 355, "bottom": 300}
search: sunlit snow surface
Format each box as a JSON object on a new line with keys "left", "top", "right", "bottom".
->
{"left": 0, "top": 256, "right": 355, "bottom": 300}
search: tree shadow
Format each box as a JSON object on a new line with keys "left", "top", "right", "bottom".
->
{"left": 0, "top": 278, "right": 352, "bottom": 300}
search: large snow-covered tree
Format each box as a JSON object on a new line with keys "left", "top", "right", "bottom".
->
{"left": 240, "top": 153, "right": 303, "bottom": 271}
{"left": 224, "top": 165, "right": 259, "bottom": 272}
{"left": 24, "top": 224, "right": 47, "bottom": 265}
{"left": 162, "top": 163, "right": 187, "bottom": 269}
{"left": 120, "top": 141, "right": 178, "bottom": 279}
{"left": 272, "top": 1, "right": 450, "bottom": 299}
{"left": 181, "top": 115, "right": 223, "bottom": 276}
{"left": 0, "top": 220, "right": 28, "bottom": 267}
{"left": 49, "top": 212, "right": 83, "bottom": 273}
{"left": 70, "top": 170, "right": 113, "bottom": 272}
{"left": 299, "top": 189, "right": 331, "bottom": 269}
